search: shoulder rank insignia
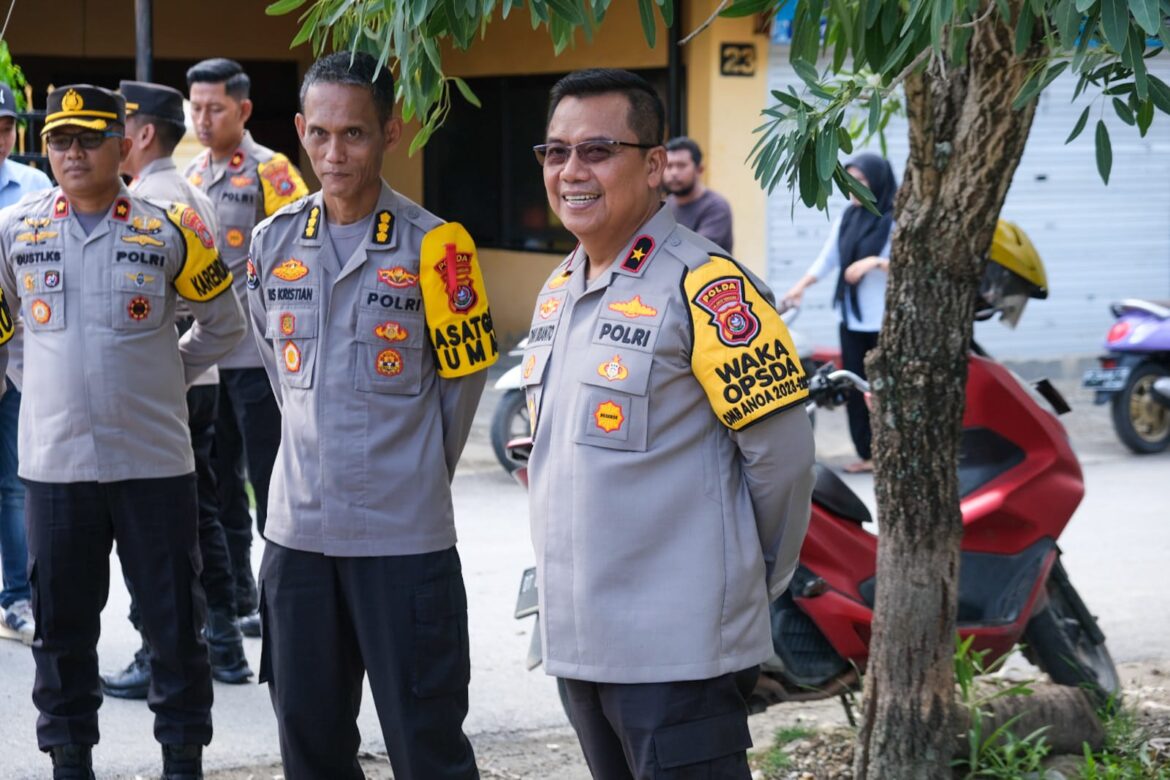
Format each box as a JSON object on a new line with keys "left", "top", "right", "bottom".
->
{"left": 621, "top": 234, "right": 655, "bottom": 273}
{"left": 228, "top": 150, "right": 245, "bottom": 171}
{"left": 272, "top": 258, "right": 309, "bottom": 282}
{"left": 377, "top": 266, "right": 417, "bottom": 288}
{"left": 112, "top": 198, "right": 130, "bottom": 222}
{"left": 372, "top": 211, "right": 393, "bottom": 245}
{"left": 685, "top": 255, "right": 808, "bottom": 431}
{"left": 53, "top": 195, "right": 69, "bottom": 219}
{"left": 303, "top": 206, "right": 320, "bottom": 239}
{"left": 607, "top": 295, "right": 658, "bottom": 319}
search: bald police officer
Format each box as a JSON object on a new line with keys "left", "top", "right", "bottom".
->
{"left": 99, "top": 80, "right": 252, "bottom": 701}
{"left": 0, "top": 85, "right": 246, "bottom": 780}
{"left": 248, "top": 52, "right": 495, "bottom": 779}
{"left": 525, "top": 69, "right": 815, "bottom": 779}
{"left": 185, "top": 58, "right": 310, "bottom": 635}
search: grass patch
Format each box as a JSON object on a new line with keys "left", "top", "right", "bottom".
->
{"left": 752, "top": 725, "right": 816, "bottom": 775}
{"left": 1080, "top": 705, "right": 1170, "bottom": 779}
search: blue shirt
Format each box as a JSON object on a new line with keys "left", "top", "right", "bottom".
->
{"left": 0, "top": 158, "right": 52, "bottom": 209}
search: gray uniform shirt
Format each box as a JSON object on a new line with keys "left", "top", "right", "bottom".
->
{"left": 185, "top": 131, "right": 309, "bottom": 370}
{"left": 0, "top": 187, "right": 246, "bottom": 482}
{"left": 247, "top": 184, "right": 497, "bottom": 556}
{"left": 132, "top": 156, "right": 221, "bottom": 385}
{"left": 525, "top": 205, "right": 814, "bottom": 683}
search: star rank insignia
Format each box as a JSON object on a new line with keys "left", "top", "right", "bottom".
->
{"left": 372, "top": 211, "right": 393, "bottom": 245}
{"left": 621, "top": 234, "right": 655, "bottom": 273}
{"left": 53, "top": 196, "right": 69, "bottom": 219}
{"left": 112, "top": 198, "right": 131, "bottom": 222}
{"left": 303, "top": 206, "right": 320, "bottom": 239}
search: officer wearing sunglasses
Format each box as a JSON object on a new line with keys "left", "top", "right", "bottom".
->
{"left": 521, "top": 68, "right": 815, "bottom": 779}
{"left": 0, "top": 84, "right": 247, "bottom": 780}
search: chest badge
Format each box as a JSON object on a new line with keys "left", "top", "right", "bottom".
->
{"left": 188, "top": 172, "right": 204, "bottom": 187}
{"left": 22, "top": 274, "right": 34, "bottom": 292}
{"left": 246, "top": 259, "right": 259, "bottom": 290}
{"left": 547, "top": 270, "right": 570, "bottom": 290}
{"left": 377, "top": 266, "right": 418, "bottom": 288}
{"left": 230, "top": 175, "right": 255, "bottom": 188}
{"left": 522, "top": 354, "right": 536, "bottom": 380}
{"left": 272, "top": 258, "right": 309, "bottom": 282}
{"left": 279, "top": 312, "right": 296, "bottom": 336}
{"left": 434, "top": 243, "right": 478, "bottom": 313}
{"left": 126, "top": 272, "right": 155, "bottom": 287}
{"left": 226, "top": 228, "right": 245, "bottom": 248}
{"left": 123, "top": 215, "right": 165, "bottom": 247}
{"left": 597, "top": 355, "right": 629, "bottom": 382}
{"left": 44, "top": 270, "right": 61, "bottom": 289}
{"left": 16, "top": 228, "right": 58, "bottom": 245}
{"left": 374, "top": 321, "right": 408, "bottom": 342}
{"left": 283, "top": 341, "right": 302, "bottom": 373}
{"left": 693, "top": 276, "right": 760, "bottom": 347}
{"left": 30, "top": 299, "right": 51, "bottom": 324}
{"left": 594, "top": 400, "right": 625, "bottom": 434}
{"left": 375, "top": 348, "right": 403, "bottom": 377}
{"left": 127, "top": 296, "right": 151, "bottom": 321}
{"left": 608, "top": 295, "right": 658, "bottom": 319}
{"left": 539, "top": 297, "right": 562, "bottom": 320}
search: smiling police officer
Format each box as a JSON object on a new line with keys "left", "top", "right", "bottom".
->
{"left": 0, "top": 84, "right": 245, "bottom": 780}
{"left": 524, "top": 69, "right": 815, "bottom": 779}
{"left": 247, "top": 53, "right": 495, "bottom": 778}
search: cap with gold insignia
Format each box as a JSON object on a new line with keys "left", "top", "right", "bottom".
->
{"left": 118, "top": 80, "right": 185, "bottom": 125}
{"left": 41, "top": 84, "right": 126, "bottom": 135}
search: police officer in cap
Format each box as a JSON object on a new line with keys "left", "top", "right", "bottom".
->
{"left": 99, "top": 80, "right": 252, "bottom": 701}
{"left": 524, "top": 68, "right": 815, "bottom": 778}
{"left": 247, "top": 51, "right": 495, "bottom": 778}
{"left": 0, "top": 84, "right": 246, "bottom": 779}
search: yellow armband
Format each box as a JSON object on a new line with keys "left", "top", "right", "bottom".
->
{"left": 258, "top": 155, "right": 310, "bottom": 217}
{"left": 419, "top": 222, "right": 498, "bottom": 378}
{"left": 685, "top": 255, "right": 809, "bottom": 430}
{"left": 0, "top": 290, "right": 14, "bottom": 345}
{"left": 167, "top": 203, "right": 233, "bottom": 302}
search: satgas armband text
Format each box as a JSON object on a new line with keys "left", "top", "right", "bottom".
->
{"left": 167, "top": 203, "right": 233, "bottom": 302}
{"left": 419, "top": 222, "right": 498, "bottom": 378}
{"left": 685, "top": 255, "right": 809, "bottom": 430}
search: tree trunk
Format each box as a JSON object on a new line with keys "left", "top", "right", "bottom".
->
{"left": 954, "top": 685, "right": 1107, "bottom": 757}
{"left": 853, "top": 7, "right": 1043, "bottom": 779}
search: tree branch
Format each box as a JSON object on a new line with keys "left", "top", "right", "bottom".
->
{"left": 680, "top": 0, "right": 731, "bottom": 45}
{"left": 954, "top": 1, "right": 998, "bottom": 29}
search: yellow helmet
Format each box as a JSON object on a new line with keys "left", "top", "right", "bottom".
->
{"left": 979, "top": 220, "right": 1048, "bottom": 327}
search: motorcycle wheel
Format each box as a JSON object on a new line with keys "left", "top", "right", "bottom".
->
{"left": 1110, "top": 362, "right": 1170, "bottom": 454}
{"left": 490, "top": 389, "right": 529, "bottom": 472}
{"left": 1023, "top": 564, "right": 1120, "bottom": 706}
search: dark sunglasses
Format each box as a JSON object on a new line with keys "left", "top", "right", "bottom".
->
{"left": 533, "top": 139, "right": 659, "bottom": 167}
{"left": 45, "top": 130, "right": 123, "bottom": 152}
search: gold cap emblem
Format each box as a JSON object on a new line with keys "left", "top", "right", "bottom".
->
{"left": 62, "top": 89, "right": 84, "bottom": 112}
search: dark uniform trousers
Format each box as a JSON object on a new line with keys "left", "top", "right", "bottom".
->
{"left": 214, "top": 366, "right": 280, "bottom": 615}
{"left": 129, "top": 384, "right": 235, "bottom": 628}
{"left": 259, "top": 542, "right": 478, "bottom": 780}
{"left": 561, "top": 667, "right": 759, "bottom": 780}
{"left": 24, "top": 474, "right": 213, "bottom": 749}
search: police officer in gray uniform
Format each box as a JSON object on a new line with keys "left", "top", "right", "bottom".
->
{"left": 185, "top": 58, "right": 310, "bottom": 635}
{"left": 524, "top": 69, "right": 815, "bottom": 779}
{"left": 247, "top": 53, "right": 496, "bottom": 779}
{"left": 0, "top": 84, "right": 246, "bottom": 780}
{"left": 99, "top": 80, "right": 252, "bottom": 701}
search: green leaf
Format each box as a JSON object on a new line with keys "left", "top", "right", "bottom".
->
{"left": 1149, "top": 74, "right": 1170, "bottom": 113}
{"left": 636, "top": 0, "right": 657, "bottom": 47}
{"left": 1129, "top": 0, "right": 1162, "bottom": 35}
{"left": 1039, "top": 61, "right": 1070, "bottom": 90}
{"left": 546, "top": 0, "right": 585, "bottom": 25}
{"left": 451, "top": 76, "right": 481, "bottom": 108}
{"left": 657, "top": 0, "right": 674, "bottom": 28}
{"left": 1014, "top": 4, "right": 1036, "bottom": 54}
{"left": 1065, "top": 105, "right": 1091, "bottom": 142}
{"left": 1112, "top": 96, "right": 1136, "bottom": 124}
{"left": 1136, "top": 98, "right": 1155, "bottom": 135}
{"left": 1094, "top": 119, "right": 1112, "bottom": 184}
{"left": 815, "top": 128, "right": 838, "bottom": 182}
{"left": 837, "top": 125, "right": 854, "bottom": 155}
{"left": 868, "top": 92, "right": 881, "bottom": 134}
{"left": 798, "top": 145, "right": 820, "bottom": 207}
{"left": 266, "top": 0, "right": 308, "bottom": 14}
{"left": 1099, "top": 0, "right": 1128, "bottom": 51}
{"left": 792, "top": 59, "right": 820, "bottom": 87}
{"left": 1053, "top": 0, "right": 1081, "bottom": 42}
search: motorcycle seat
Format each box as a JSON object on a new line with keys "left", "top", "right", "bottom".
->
{"left": 812, "top": 463, "right": 873, "bottom": 525}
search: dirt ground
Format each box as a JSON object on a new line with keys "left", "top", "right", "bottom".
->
{"left": 204, "top": 660, "right": 1170, "bottom": 780}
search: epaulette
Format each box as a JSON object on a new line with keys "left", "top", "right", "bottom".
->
{"left": 664, "top": 226, "right": 731, "bottom": 273}
{"left": 395, "top": 200, "right": 442, "bottom": 234}
{"left": 254, "top": 194, "right": 314, "bottom": 237}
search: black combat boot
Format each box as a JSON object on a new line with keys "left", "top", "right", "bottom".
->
{"left": 101, "top": 635, "right": 151, "bottom": 699}
{"left": 205, "top": 608, "right": 252, "bottom": 683}
{"left": 49, "top": 744, "right": 95, "bottom": 780}
{"left": 161, "top": 743, "right": 203, "bottom": 780}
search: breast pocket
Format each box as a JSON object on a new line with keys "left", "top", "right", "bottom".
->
{"left": 266, "top": 308, "right": 318, "bottom": 390}
{"left": 112, "top": 268, "right": 168, "bottom": 331}
{"left": 353, "top": 307, "right": 424, "bottom": 396}
{"left": 21, "top": 267, "right": 65, "bottom": 332}
{"left": 572, "top": 346, "right": 654, "bottom": 454}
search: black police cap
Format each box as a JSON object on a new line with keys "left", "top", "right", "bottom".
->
{"left": 42, "top": 84, "right": 126, "bottom": 135}
{"left": 119, "top": 80, "right": 186, "bottom": 125}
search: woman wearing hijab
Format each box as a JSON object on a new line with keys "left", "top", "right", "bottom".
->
{"left": 784, "top": 153, "right": 896, "bottom": 473}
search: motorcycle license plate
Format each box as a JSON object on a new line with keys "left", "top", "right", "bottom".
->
{"left": 1082, "top": 367, "right": 1130, "bottom": 392}
{"left": 514, "top": 567, "right": 538, "bottom": 619}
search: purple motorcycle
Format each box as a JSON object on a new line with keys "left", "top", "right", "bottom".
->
{"left": 1083, "top": 299, "right": 1170, "bottom": 453}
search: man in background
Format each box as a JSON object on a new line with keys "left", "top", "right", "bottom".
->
{"left": 0, "top": 79, "right": 51, "bottom": 646}
{"left": 664, "top": 136, "right": 734, "bottom": 254}
{"left": 185, "top": 58, "right": 309, "bottom": 636}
